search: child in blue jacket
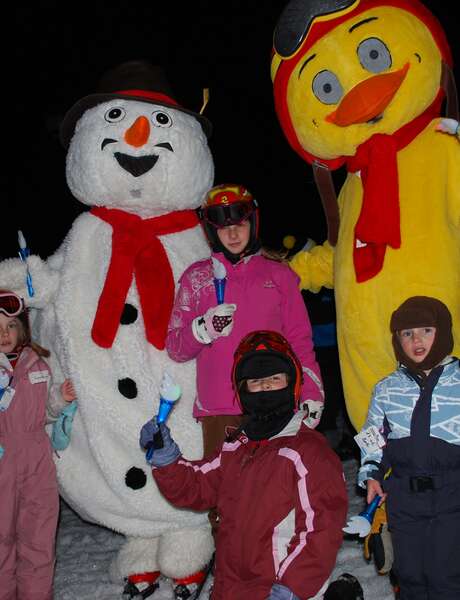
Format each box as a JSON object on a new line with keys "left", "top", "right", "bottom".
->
{"left": 357, "top": 296, "right": 460, "bottom": 600}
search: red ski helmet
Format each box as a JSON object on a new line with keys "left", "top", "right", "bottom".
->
{"left": 198, "top": 183, "right": 260, "bottom": 259}
{"left": 232, "top": 330, "right": 304, "bottom": 410}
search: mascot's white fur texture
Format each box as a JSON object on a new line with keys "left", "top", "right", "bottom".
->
{"left": 1, "top": 89, "right": 215, "bottom": 583}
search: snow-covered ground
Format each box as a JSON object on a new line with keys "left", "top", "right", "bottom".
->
{"left": 53, "top": 457, "right": 394, "bottom": 599}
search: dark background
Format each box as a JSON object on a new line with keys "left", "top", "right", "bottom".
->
{"left": 8, "top": 0, "right": 458, "bottom": 261}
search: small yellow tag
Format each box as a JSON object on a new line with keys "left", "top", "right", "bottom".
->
{"left": 200, "top": 88, "right": 210, "bottom": 115}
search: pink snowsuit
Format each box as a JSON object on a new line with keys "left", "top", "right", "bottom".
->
{"left": 166, "top": 253, "right": 324, "bottom": 424}
{"left": 0, "top": 348, "right": 59, "bottom": 600}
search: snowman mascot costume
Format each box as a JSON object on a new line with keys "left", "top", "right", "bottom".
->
{"left": 0, "top": 61, "right": 215, "bottom": 598}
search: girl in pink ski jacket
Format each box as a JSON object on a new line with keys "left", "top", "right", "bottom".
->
{"left": 166, "top": 184, "right": 324, "bottom": 458}
{"left": 0, "top": 291, "right": 76, "bottom": 600}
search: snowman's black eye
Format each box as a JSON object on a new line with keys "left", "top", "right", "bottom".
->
{"left": 151, "top": 111, "right": 172, "bottom": 128}
{"left": 358, "top": 38, "right": 392, "bottom": 73}
{"left": 104, "top": 107, "right": 126, "bottom": 123}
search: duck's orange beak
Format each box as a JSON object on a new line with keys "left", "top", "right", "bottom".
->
{"left": 326, "top": 63, "right": 410, "bottom": 126}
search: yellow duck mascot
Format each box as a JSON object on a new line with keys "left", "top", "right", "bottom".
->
{"left": 271, "top": 0, "right": 459, "bottom": 431}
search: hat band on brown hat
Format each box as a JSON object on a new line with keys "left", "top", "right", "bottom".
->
{"left": 59, "top": 61, "right": 213, "bottom": 147}
{"left": 116, "top": 89, "right": 181, "bottom": 107}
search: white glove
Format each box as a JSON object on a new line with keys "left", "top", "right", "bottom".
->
{"left": 192, "top": 303, "right": 237, "bottom": 344}
{"left": 436, "top": 118, "right": 459, "bottom": 138}
{"left": 300, "top": 399, "right": 324, "bottom": 429}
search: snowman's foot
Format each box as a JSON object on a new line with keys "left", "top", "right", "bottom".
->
{"left": 173, "top": 582, "right": 199, "bottom": 599}
{"left": 122, "top": 571, "right": 160, "bottom": 599}
{"left": 110, "top": 536, "right": 160, "bottom": 583}
{"left": 173, "top": 554, "right": 215, "bottom": 600}
{"left": 157, "top": 526, "right": 214, "bottom": 580}
{"left": 173, "top": 568, "right": 208, "bottom": 599}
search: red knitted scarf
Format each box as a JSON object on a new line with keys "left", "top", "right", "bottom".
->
{"left": 346, "top": 98, "right": 441, "bottom": 282}
{"left": 90, "top": 207, "right": 199, "bottom": 349}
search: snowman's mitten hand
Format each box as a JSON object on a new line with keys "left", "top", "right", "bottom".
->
{"left": 192, "top": 303, "right": 237, "bottom": 344}
{"left": 0, "top": 255, "right": 59, "bottom": 309}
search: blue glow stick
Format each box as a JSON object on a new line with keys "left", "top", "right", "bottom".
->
{"left": 17, "top": 230, "right": 35, "bottom": 298}
{"left": 146, "top": 373, "right": 181, "bottom": 462}
{"left": 212, "top": 257, "right": 227, "bottom": 305}
{"left": 343, "top": 495, "right": 382, "bottom": 537}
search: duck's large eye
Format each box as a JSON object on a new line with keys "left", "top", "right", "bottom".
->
{"left": 104, "top": 107, "right": 126, "bottom": 123}
{"left": 152, "top": 111, "right": 172, "bottom": 128}
{"left": 358, "top": 38, "right": 392, "bottom": 73}
{"left": 312, "top": 70, "right": 343, "bottom": 105}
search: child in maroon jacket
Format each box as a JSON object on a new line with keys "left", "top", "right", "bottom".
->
{"left": 0, "top": 291, "right": 76, "bottom": 600}
{"left": 141, "top": 331, "right": 347, "bottom": 600}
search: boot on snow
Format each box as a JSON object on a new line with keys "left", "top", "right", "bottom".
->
{"left": 173, "top": 554, "right": 215, "bottom": 600}
{"left": 122, "top": 571, "right": 160, "bottom": 599}
{"left": 323, "top": 573, "right": 364, "bottom": 599}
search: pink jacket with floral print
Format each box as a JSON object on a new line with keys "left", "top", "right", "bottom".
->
{"left": 166, "top": 253, "right": 324, "bottom": 422}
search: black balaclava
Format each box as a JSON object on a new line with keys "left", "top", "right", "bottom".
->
{"left": 390, "top": 296, "right": 454, "bottom": 373}
{"left": 237, "top": 351, "right": 296, "bottom": 441}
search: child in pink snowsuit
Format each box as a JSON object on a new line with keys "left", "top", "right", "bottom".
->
{"left": 166, "top": 184, "right": 324, "bottom": 459}
{"left": 0, "top": 291, "right": 76, "bottom": 600}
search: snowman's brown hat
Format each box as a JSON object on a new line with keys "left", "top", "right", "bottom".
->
{"left": 60, "top": 60, "right": 212, "bottom": 147}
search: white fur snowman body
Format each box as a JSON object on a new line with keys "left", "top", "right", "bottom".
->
{"left": 1, "top": 91, "right": 215, "bottom": 583}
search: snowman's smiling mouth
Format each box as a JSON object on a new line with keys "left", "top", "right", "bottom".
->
{"left": 101, "top": 138, "right": 175, "bottom": 177}
{"left": 114, "top": 152, "right": 159, "bottom": 177}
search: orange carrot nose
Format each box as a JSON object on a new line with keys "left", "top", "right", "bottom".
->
{"left": 124, "top": 115, "right": 151, "bottom": 147}
{"left": 326, "top": 63, "right": 410, "bottom": 127}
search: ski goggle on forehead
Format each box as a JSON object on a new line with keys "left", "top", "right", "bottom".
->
{"left": 236, "top": 330, "right": 297, "bottom": 359}
{"left": 200, "top": 201, "right": 256, "bottom": 229}
{"left": 0, "top": 293, "right": 25, "bottom": 317}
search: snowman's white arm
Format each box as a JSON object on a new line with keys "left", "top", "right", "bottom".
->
{"left": 0, "top": 254, "right": 60, "bottom": 309}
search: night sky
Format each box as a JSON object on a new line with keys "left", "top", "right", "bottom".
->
{"left": 9, "top": 0, "right": 458, "bottom": 262}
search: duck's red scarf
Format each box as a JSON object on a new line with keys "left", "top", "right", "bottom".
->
{"left": 346, "top": 97, "right": 442, "bottom": 282}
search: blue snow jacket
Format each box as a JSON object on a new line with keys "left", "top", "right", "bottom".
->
{"left": 358, "top": 357, "right": 460, "bottom": 487}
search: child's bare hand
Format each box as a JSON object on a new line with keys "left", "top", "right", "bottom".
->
{"left": 367, "top": 478, "right": 387, "bottom": 505}
{"left": 60, "top": 379, "right": 77, "bottom": 403}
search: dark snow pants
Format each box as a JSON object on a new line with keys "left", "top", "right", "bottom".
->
{"left": 386, "top": 471, "right": 460, "bottom": 600}
{"left": 384, "top": 366, "right": 460, "bottom": 600}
